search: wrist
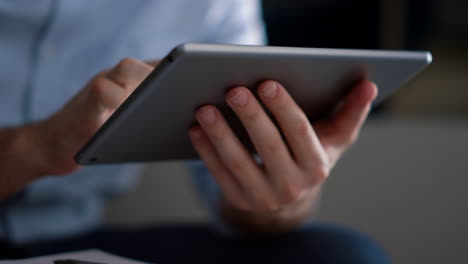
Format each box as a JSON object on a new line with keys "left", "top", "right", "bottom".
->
{"left": 26, "top": 120, "right": 80, "bottom": 176}
{"left": 12, "top": 124, "right": 51, "bottom": 180}
{"left": 0, "top": 124, "right": 54, "bottom": 200}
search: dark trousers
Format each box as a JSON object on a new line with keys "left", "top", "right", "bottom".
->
{"left": 1, "top": 223, "right": 391, "bottom": 264}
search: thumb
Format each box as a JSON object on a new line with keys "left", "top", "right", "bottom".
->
{"left": 315, "top": 80, "right": 378, "bottom": 151}
{"left": 50, "top": 76, "right": 128, "bottom": 159}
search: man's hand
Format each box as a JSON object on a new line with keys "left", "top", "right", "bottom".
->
{"left": 34, "top": 58, "right": 157, "bottom": 175}
{"left": 188, "top": 80, "right": 377, "bottom": 235}
{"left": 0, "top": 58, "right": 157, "bottom": 200}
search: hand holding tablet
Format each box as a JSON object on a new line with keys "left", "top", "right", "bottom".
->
{"left": 70, "top": 43, "right": 430, "bottom": 216}
{"left": 75, "top": 43, "right": 431, "bottom": 164}
{"left": 188, "top": 79, "right": 377, "bottom": 212}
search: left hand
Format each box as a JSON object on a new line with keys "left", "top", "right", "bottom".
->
{"left": 189, "top": 80, "right": 377, "bottom": 218}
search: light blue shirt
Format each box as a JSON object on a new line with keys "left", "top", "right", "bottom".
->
{"left": 0, "top": 0, "right": 265, "bottom": 244}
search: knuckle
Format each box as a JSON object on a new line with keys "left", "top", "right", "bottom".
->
{"left": 249, "top": 190, "right": 278, "bottom": 212}
{"left": 294, "top": 117, "right": 312, "bottom": 138}
{"left": 264, "top": 141, "right": 282, "bottom": 156}
{"left": 288, "top": 117, "right": 312, "bottom": 145}
{"left": 116, "top": 57, "right": 138, "bottom": 71}
{"left": 242, "top": 107, "right": 261, "bottom": 122}
{"left": 310, "top": 163, "right": 329, "bottom": 184}
{"left": 259, "top": 197, "right": 279, "bottom": 212}
{"left": 89, "top": 78, "right": 109, "bottom": 98}
{"left": 227, "top": 155, "right": 245, "bottom": 174}
{"left": 282, "top": 181, "right": 304, "bottom": 203}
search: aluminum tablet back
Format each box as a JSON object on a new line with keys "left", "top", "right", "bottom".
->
{"left": 76, "top": 43, "right": 431, "bottom": 164}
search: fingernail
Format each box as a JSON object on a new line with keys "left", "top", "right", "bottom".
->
{"left": 197, "top": 107, "right": 216, "bottom": 125}
{"left": 228, "top": 90, "right": 248, "bottom": 106}
{"left": 261, "top": 82, "right": 278, "bottom": 99}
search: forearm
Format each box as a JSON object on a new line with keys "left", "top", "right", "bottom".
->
{"left": 0, "top": 124, "right": 46, "bottom": 201}
{"left": 220, "top": 186, "right": 321, "bottom": 236}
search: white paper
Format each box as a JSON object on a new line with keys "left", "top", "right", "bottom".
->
{"left": 0, "top": 249, "right": 150, "bottom": 264}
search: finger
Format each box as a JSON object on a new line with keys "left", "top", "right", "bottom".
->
{"left": 315, "top": 80, "right": 378, "bottom": 150}
{"left": 145, "top": 60, "right": 161, "bottom": 67}
{"left": 189, "top": 126, "right": 251, "bottom": 211}
{"left": 106, "top": 57, "right": 153, "bottom": 91}
{"left": 258, "top": 81, "right": 329, "bottom": 176}
{"left": 87, "top": 77, "right": 128, "bottom": 114}
{"left": 195, "top": 105, "right": 279, "bottom": 211}
{"left": 61, "top": 77, "right": 126, "bottom": 152}
{"left": 226, "top": 87, "right": 303, "bottom": 203}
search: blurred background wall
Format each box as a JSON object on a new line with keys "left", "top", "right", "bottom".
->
{"left": 104, "top": 1, "right": 468, "bottom": 263}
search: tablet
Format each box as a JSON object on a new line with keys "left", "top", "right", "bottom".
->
{"left": 75, "top": 43, "right": 431, "bottom": 164}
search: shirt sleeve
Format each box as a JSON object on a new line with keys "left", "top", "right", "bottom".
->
{"left": 188, "top": 0, "right": 267, "bottom": 235}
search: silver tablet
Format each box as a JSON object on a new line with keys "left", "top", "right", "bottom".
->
{"left": 75, "top": 43, "right": 431, "bottom": 164}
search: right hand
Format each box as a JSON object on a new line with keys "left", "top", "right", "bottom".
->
{"left": 30, "top": 58, "right": 158, "bottom": 176}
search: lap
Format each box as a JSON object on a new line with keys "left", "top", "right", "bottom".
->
{"left": 15, "top": 223, "right": 390, "bottom": 264}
